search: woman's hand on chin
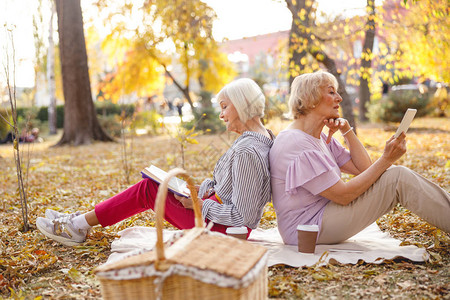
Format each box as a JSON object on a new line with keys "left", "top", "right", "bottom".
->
{"left": 323, "top": 118, "right": 349, "bottom": 144}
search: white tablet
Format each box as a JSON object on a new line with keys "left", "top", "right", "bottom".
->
{"left": 394, "top": 108, "right": 417, "bottom": 138}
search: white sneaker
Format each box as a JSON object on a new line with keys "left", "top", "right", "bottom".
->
{"left": 45, "top": 209, "right": 81, "bottom": 220}
{"left": 36, "top": 215, "right": 88, "bottom": 246}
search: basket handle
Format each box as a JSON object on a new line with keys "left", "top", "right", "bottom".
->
{"left": 154, "top": 168, "right": 203, "bottom": 263}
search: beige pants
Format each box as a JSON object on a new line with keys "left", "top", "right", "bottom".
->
{"left": 318, "top": 166, "right": 450, "bottom": 244}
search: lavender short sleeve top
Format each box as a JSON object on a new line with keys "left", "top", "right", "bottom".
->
{"left": 269, "top": 129, "right": 351, "bottom": 245}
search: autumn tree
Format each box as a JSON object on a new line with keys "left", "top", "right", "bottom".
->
{"left": 54, "top": 0, "right": 113, "bottom": 145}
{"left": 382, "top": 0, "right": 449, "bottom": 83}
{"left": 98, "top": 0, "right": 235, "bottom": 115}
{"left": 330, "top": 0, "right": 448, "bottom": 105}
{"left": 358, "top": 0, "right": 376, "bottom": 122}
{"left": 286, "top": 0, "right": 309, "bottom": 88}
{"left": 32, "top": 0, "right": 47, "bottom": 107}
{"left": 345, "top": 0, "right": 450, "bottom": 105}
{"left": 286, "top": 0, "right": 357, "bottom": 129}
{"left": 47, "top": 0, "right": 57, "bottom": 135}
{"left": 284, "top": 0, "right": 430, "bottom": 126}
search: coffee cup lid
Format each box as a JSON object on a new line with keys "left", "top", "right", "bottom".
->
{"left": 297, "top": 224, "right": 319, "bottom": 231}
{"left": 226, "top": 226, "right": 248, "bottom": 234}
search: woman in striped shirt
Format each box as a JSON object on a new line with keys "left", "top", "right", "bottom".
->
{"left": 37, "top": 78, "right": 275, "bottom": 246}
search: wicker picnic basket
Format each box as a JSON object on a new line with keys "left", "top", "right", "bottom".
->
{"left": 94, "top": 168, "right": 268, "bottom": 300}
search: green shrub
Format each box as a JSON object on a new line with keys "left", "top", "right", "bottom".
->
{"left": 0, "top": 110, "right": 12, "bottom": 139}
{"left": 96, "top": 101, "right": 135, "bottom": 118}
{"left": 16, "top": 107, "right": 28, "bottom": 121}
{"left": 17, "top": 117, "right": 44, "bottom": 133}
{"left": 1, "top": 107, "right": 44, "bottom": 139}
{"left": 36, "top": 106, "right": 48, "bottom": 122}
{"left": 56, "top": 106, "right": 64, "bottom": 128}
{"left": 367, "top": 89, "right": 431, "bottom": 123}
{"left": 11, "top": 102, "right": 136, "bottom": 137}
{"left": 132, "top": 109, "right": 163, "bottom": 135}
{"left": 427, "top": 85, "right": 449, "bottom": 117}
{"left": 98, "top": 114, "right": 122, "bottom": 137}
{"left": 16, "top": 107, "right": 42, "bottom": 131}
{"left": 36, "top": 105, "right": 64, "bottom": 129}
{"left": 184, "top": 107, "right": 225, "bottom": 134}
{"left": 15, "top": 102, "right": 134, "bottom": 131}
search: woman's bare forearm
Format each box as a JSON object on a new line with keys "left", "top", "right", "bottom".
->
{"left": 342, "top": 129, "right": 372, "bottom": 173}
{"left": 322, "top": 133, "right": 407, "bottom": 205}
{"left": 322, "top": 157, "right": 392, "bottom": 205}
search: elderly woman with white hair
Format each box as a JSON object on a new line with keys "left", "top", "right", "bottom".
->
{"left": 270, "top": 70, "right": 449, "bottom": 246}
{"left": 37, "top": 78, "right": 275, "bottom": 246}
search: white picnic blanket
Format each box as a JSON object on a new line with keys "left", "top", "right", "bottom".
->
{"left": 106, "top": 223, "right": 429, "bottom": 267}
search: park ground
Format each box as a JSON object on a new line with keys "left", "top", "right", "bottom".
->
{"left": 0, "top": 117, "right": 449, "bottom": 299}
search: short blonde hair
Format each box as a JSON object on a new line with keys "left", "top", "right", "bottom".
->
{"left": 289, "top": 70, "right": 338, "bottom": 119}
{"left": 216, "top": 78, "right": 265, "bottom": 123}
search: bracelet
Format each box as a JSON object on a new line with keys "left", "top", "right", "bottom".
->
{"left": 342, "top": 127, "right": 353, "bottom": 136}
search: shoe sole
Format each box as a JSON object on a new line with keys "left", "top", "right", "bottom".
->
{"left": 36, "top": 221, "right": 84, "bottom": 247}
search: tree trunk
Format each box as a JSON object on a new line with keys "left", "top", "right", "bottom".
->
{"left": 285, "top": 0, "right": 357, "bottom": 131}
{"left": 309, "top": 48, "right": 357, "bottom": 131}
{"left": 54, "top": 0, "right": 113, "bottom": 146}
{"left": 358, "top": 0, "right": 376, "bottom": 122}
{"left": 163, "top": 65, "right": 196, "bottom": 112}
{"left": 197, "top": 61, "right": 212, "bottom": 109}
{"left": 286, "top": 0, "right": 309, "bottom": 89}
{"left": 47, "top": 1, "right": 57, "bottom": 135}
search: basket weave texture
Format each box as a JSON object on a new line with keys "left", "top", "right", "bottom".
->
{"left": 94, "top": 168, "right": 268, "bottom": 300}
{"left": 98, "top": 267, "right": 268, "bottom": 300}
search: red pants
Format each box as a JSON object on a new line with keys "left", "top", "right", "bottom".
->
{"left": 95, "top": 179, "right": 251, "bottom": 237}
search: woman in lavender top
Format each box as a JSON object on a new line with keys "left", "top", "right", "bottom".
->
{"left": 270, "top": 70, "right": 449, "bottom": 245}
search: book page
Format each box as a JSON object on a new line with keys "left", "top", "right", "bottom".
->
{"left": 146, "top": 165, "right": 190, "bottom": 196}
{"left": 148, "top": 165, "right": 168, "bottom": 182}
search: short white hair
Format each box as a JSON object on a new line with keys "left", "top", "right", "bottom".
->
{"left": 216, "top": 78, "right": 265, "bottom": 123}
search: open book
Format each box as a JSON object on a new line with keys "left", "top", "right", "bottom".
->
{"left": 141, "top": 165, "right": 190, "bottom": 197}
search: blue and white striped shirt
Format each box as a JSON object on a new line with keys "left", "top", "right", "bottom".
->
{"left": 199, "top": 130, "right": 275, "bottom": 229}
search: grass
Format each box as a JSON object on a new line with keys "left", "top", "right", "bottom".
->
{"left": 0, "top": 117, "right": 448, "bottom": 299}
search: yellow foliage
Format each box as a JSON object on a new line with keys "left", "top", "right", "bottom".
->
{"left": 344, "top": 24, "right": 350, "bottom": 35}
{"left": 315, "top": 53, "right": 325, "bottom": 61}
{"left": 99, "top": 39, "right": 165, "bottom": 102}
{"left": 390, "top": 0, "right": 450, "bottom": 82}
{"left": 195, "top": 44, "right": 237, "bottom": 93}
{"left": 300, "top": 57, "right": 307, "bottom": 66}
{"left": 97, "top": 0, "right": 235, "bottom": 103}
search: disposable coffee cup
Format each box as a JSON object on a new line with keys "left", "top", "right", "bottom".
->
{"left": 297, "top": 224, "right": 319, "bottom": 254}
{"left": 226, "top": 226, "right": 248, "bottom": 240}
